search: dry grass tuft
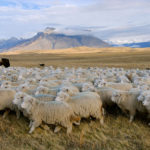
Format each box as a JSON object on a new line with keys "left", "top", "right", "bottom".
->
{"left": 0, "top": 109, "right": 150, "bottom": 150}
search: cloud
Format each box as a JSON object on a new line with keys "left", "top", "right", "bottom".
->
{"left": 99, "top": 24, "right": 150, "bottom": 44}
{"left": 0, "top": 0, "right": 150, "bottom": 43}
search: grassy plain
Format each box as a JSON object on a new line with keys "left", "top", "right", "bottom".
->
{"left": 0, "top": 47, "right": 150, "bottom": 150}
{"left": 1, "top": 47, "right": 150, "bottom": 69}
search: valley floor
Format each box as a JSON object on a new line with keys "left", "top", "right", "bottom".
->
{"left": 1, "top": 47, "right": 150, "bottom": 69}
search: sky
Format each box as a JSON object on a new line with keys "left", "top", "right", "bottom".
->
{"left": 0, "top": 0, "right": 150, "bottom": 44}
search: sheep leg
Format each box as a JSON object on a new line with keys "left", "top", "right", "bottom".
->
{"left": 54, "top": 126, "right": 62, "bottom": 133}
{"left": 3, "top": 110, "right": 10, "bottom": 118}
{"left": 129, "top": 115, "right": 134, "bottom": 123}
{"left": 29, "top": 120, "right": 41, "bottom": 134}
{"left": 29, "top": 120, "right": 33, "bottom": 128}
{"left": 16, "top": 109, "right": 20, "bottom": 119}
{"left": 129, "top": 110, "right": 135, "bottom": 123}
{"left": 102, "top": 108, "right": 106, "bottom": 116}
{"left": 66, "top": 123, "right": 72, "bottom": 135}
{"left": 99, "top": 106, "right": 104, "bottom": 125}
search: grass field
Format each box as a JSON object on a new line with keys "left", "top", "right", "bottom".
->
{"left": 1, "top": 47, "right": 150, "bottom": 69}
{"left": 0, "top": 47, "right": 150, "bottom": 150}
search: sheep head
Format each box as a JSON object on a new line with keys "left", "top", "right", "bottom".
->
{"left": 55, "top": 91, "right": 70, "bottom": 102}
{"left": 21, "top": 96, "right": 35, "bottom": 114}
{"left": 111, "top": 91, "right": 122, "bottom": 104}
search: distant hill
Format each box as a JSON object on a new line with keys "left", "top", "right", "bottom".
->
{"left": 122, "top": 41, "right": 150, "bottom": 48}
{"left": 0, "top": 28, "right": 110, "bottom": 52}
{"left": 0, "top": 37, "right": 27, "bottom": 52}
{"left": 111, "top": 41, "right": 150, "bottom": 48}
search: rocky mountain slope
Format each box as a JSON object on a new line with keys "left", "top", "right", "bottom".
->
{"left": 0, "top": 28, "right": 110, "bottom": 52}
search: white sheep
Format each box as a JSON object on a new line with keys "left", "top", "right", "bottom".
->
{"left": 0, "top": 89, "right": 20, "bottom": 118}
{"left": 60, "top": 85, "right": 79, "bottom": 96}
{"left": 21, "top": 95, "right": 80, "bottom": 134}
{"left": 81, "top": 82, "right": 96, "bottom": 92}
{"left": 10, "top": 74, "right": 19, "bottom": 82}
{"left": 39, "top": 80, "right": 59, "bottom": 88}
{"left": 13, "top": 92, "right": 29, "bottom": 110}
{"left": 142, "top": 95, "right": 150, "bottom": 125}
{"left": 137, "top": 91, "right": 150, "bottom": 102}
{"left": 96, "top": 87, "right": 117, "bottom": 108}
{"left": 116, "top": 75, "right": 131, "bottom": 83}
{"left": 34, "top": 94, "right": 56, "bottom": 101}
{"left": 55, "top": 91, "right": 104, "bottom": 125}
{"left": 17, "top": 84, "right": 37, "bottom": 95}
{"left": 13, "top": 92, "right": 55, "bottom": 132}
{"left": 111, "top": 90, "right": 147, "bottom": 122}
{"left": 99, "top": 82, "right": 133, "bottom": 91}
{"left": 1, "top": 80, "right": 19, "bottom": 88}
{"left": 35, "top": 86, "right": 58, "bottom": 96}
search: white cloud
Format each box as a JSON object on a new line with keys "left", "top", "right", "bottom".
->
{"left": 0, "top": 0, "right": 150, "bottom": 43}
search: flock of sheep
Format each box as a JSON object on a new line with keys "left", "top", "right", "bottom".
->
{"left": 0, "top": 66, "right": 150, "bottom": 134}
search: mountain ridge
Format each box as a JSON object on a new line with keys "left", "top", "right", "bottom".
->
{"left": 0, "top": 28, "right": 110, "bottom": 52}
{"left": 111, "top": 41, "right": 150, "bottom": 48}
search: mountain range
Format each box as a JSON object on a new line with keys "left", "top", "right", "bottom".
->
{"left": 111, "top": 41, "right": 150, "bottom": 48}
{"left": 0, "top": 28, "right": 110, "bottom": 52}
{"left": 121, "top": 41, "right": 150, "bottom": 48}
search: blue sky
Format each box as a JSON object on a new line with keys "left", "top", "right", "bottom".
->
{"left": 0, "top": 0, "right": 150, "bottom": 43}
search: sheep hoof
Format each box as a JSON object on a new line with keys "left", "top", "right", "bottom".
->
{"left": 102, "top": 108, "right": 106, "bottom": 116}
{"left": 73, "top": 121, "right": 80, "bottom": 126}
{"left": 29, "top": 121, "right": 33, "bottom": 128}
{"left": 129, "top": 115, "right": 134, "bottom": 123}
{"left": 41, "top": 124, "right": 49, "bottom": 130}
{"left": 2, "top": 115, "right": 6, "bottom": 119}
{"left": 54, "top": 126, "right": 62, "bottom": 133}
{"left": 29, "top": 129, "right": 34, "bottom": 134}
{"left": 3, "top": 110, "right": 10, "bottom": 119}
{"left": 66, "top": 126, "right": 72, "bottom": 135}
{"left": 100, "top": 119, "right": 104, "bottom": 125}
{"left": 29, "top": 126, "right": 35, "bottom": 134}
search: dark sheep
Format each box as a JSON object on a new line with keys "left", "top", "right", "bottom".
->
{"left": 0, "top": 58, "right": 10, "bottom": 68}
{"left": 39, "top": 64, "right": 45, "bottom": 67}
{"left": 146, "top": 68, "right": 150, "bottom": 70}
